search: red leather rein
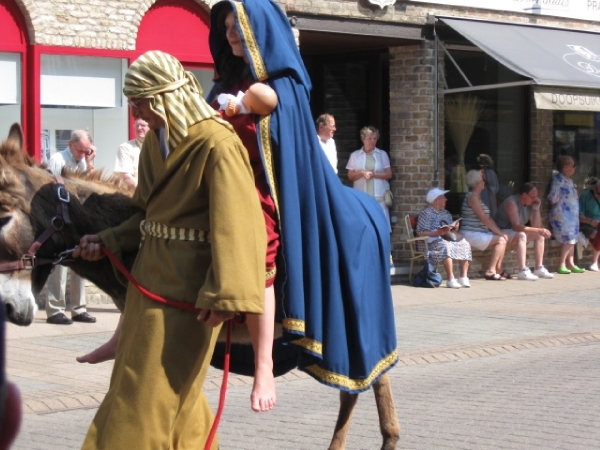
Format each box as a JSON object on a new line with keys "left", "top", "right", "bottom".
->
{"left": 0, "top": 175, "right": 230, "bottom": 449}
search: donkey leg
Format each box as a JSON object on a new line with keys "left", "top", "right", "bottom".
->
{"left": 373, "top": 374, "right": 400, "bottom": 450}
{"left": 327, "top": 390, "right": 359, "bottom": 450}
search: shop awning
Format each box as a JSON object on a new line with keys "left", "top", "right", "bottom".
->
{"left": 439, "top": 17, "right": 600, "bottom": 91}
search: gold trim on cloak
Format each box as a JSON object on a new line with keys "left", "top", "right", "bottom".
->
{"left": 284, "top": 318, "right": 399, "bottom": 391}
{"left": 233, "top": 3, "right": 280, "bottom": 216}
{"left": 304, "top": 350, "right": 399, "bottom": 392}
{"left": 233, "top": 3, "right": 268, "bottom": 81}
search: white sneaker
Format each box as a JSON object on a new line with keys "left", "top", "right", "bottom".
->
{"left": 590, "top": 263, "right": 599, "bottom": 272}
{"left": 533, "top": 266, "right": 554, "bottom": 279}
{"left": 518, "top": 267, "right": 538, "bottom": 281}
{"left": 457, "top": 277, "right": 471, "bottom": 288}
{"left": 446, "top": 278, "right": 461, "bottom": 289}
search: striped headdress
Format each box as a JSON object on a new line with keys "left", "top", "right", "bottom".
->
{"left": 123, "top": 50, "right": 229, "bottom": 152}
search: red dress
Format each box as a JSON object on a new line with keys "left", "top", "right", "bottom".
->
{"left": 216, "top": 100, "right": 279, "bottom": 287}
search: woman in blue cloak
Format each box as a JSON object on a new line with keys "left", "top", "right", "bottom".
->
{"left": 209, "top": 0, "right": 398, "bottom": 394}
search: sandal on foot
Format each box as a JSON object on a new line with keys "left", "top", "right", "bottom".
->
{"left": 499, "top": 271, "right": 511, "bottom": 280}
{"left": 484, "top": 272, "right": 502, "bottom": 280}
{"left": 570, "top": 265, "right": 585, "bottom": 273}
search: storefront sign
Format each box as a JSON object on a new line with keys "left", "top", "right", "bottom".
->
{"left": 534, "top": 90, "right": 600, "bottom": 111}
{"left": 408, "top": 0, "right": 600, "bottom": 22}
{"left": 41, "top": 75, "right": 116, "bottom": 108}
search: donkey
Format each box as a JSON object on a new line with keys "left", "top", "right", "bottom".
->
{"left": 0, "top": 124, "right": 400, "bottom": 450}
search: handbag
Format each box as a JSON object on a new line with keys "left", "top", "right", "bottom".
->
{"left": 442, "top": 229, "right": 465, "bottom": 242}
{"left": 384, "top": 190, "right": 393, "bottom": 207}
{"left": 413, "top": 262, "right": 442, "bottom": 288}
{"left": 440, "top": 219, "right": 464, "bottom": 242}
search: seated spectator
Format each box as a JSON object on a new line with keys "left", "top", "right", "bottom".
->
{"left": 495, "top": 182, "right": 553, "bottom": 280}
{"left": 461, "top": 170, "right": 510, "bottom": 280}
{"left": 548, "top": 156, "right": 584, "bottom": 274}
{"left": 417, "top": 188, "right": 472, "bottom": 288}
{"left": 578, "top": 177, "right": 600, "bottom": 271}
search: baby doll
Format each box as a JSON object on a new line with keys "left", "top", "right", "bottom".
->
{"left": 217, "top": 82, "right": 278, "bottom": 117}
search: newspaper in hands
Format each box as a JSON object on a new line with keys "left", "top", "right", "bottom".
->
{"left": 439, "top": 218, "right": 461, "bottom": 230}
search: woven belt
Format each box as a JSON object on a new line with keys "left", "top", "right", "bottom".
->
{"left": 140, "top": 220, "right": 210, "bottom": 242}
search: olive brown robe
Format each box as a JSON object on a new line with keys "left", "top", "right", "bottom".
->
{"left": 82, "top": 119, "right": 266, "bottom": 450}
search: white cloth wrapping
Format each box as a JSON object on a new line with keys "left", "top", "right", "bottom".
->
{"left": 217, "top": 91, "right": 250, "bottom": 115}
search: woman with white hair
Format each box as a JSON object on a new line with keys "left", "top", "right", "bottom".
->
{"left": 549, "top": 155, "right": 584, "bottom": 274}
{"left": 417, "top": 188, "right": 472, "bottom": 288}
{"left": 461, "top": 169, "right": 510, "bottom": 280}
{"left": 347, "top": 126, "right": 392, "bottom": 231}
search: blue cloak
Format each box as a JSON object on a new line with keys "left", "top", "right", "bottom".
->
{"left": 209, "top": 0, "right": 397, "bottom": 393}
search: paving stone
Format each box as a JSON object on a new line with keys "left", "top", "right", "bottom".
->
{"left": 8, "top": 278, "right": 600, "bottom": 449}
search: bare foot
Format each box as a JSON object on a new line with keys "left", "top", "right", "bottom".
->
{"left": 76, "top": 335, "right": 118, "bottom": 364}
{"left": 250, "top": 363, "right": 276, "bottom": 412}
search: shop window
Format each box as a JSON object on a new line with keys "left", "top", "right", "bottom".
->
{"left": 0, "top": 52, "right": 21, "bottom": 127}
{"left": 187, "top": 68, "right": 214, "bottom": 99}
{"left": 40, "top": 55, "right": 128, "bottom": 171}
{"left": 553, "top": 111, "right": 600, "bottom": 189}
{"left": 444, "top": 50, "right": 528, "bottom": 212}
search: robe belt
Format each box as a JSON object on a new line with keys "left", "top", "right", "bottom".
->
{"left": 140, "top": 220, "right": 210, "bottom": 242}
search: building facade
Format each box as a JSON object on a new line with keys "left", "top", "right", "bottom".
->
{"left": 2, "top": 0, "right": 600, "bottom": 277}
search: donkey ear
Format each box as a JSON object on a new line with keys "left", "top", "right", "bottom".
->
{"left": 7, "top": 123, "right": 24, "bottom": 150}
{"left": 0, "top": 157, "right": 16, "bottom": 188}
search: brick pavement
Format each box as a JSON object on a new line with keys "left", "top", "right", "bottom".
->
{"left": 6, "top": 271, "right": 600, "bottom": 449}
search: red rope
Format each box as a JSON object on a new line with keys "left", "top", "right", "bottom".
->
{"left": 101, "top": 246, "right": 199, "bottom": 312}
{"left": 100, "top": 246, "right": 231, "bottom": 449}
{"left": 204, "top": 319, "right": 232, "bottom": 450}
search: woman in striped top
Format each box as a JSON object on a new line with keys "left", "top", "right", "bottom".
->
{"left": 461, "top": 170, "right": 511, "bottom": 280}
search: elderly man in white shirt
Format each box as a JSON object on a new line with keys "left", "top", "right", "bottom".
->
{"left": 45, "top": 130, "right": 97, "bottom": 325}
{"left": 315, "top": 113, "right": 338, "bottom": 173}
{"left": 114, "top": 117, "right": 149, "bottom": 188}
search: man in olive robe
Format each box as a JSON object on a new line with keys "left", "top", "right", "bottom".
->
{"left": 76, "top": 51, "right": 266, "bottom": 449}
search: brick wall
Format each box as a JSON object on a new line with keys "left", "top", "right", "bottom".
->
{"left": 14, "top": 0, "right": 213, "bottom": 49}
{"left": 389, "top": 41, "right": 440, "bottom": 263}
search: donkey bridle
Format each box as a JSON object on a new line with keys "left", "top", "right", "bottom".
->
{"left": 0, "top": 175, "right": 76, "bottom": 273}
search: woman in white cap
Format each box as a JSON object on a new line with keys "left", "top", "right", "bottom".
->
{"left": 416, "top": 188, "right": 472, "bottom": 288}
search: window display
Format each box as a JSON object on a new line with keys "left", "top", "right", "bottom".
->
{"left": 40, "top": 55, "right": 128, "bottom": 172}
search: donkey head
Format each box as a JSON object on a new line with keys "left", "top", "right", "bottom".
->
{"left": 0, "top": 124, "right": 39, "bottom": 325}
